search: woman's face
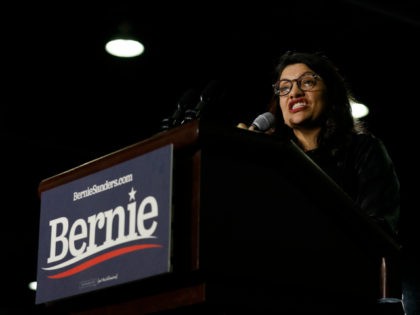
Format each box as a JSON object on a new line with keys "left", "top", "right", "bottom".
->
{"left": 278, "top": 63, "right": 327, "bottom": 129}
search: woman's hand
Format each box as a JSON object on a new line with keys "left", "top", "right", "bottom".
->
{"left": 236, "top": 123, "right": 256, "bottom": 131}
{"left": 236, "top": 122, "right": 275, "bottom": 134}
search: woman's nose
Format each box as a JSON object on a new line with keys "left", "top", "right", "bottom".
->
{"left": 289, "top": 82, "right": 304, "bottom": 96}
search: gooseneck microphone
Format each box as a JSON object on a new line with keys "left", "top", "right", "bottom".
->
{"left": 251, "top": 112, "right": 275, "bottom": 131}
{"left": 160, "top": 88, "right": 199, "bottom": 131}
{"left": 182, "top": 80, "right": 222, "bottom": 124}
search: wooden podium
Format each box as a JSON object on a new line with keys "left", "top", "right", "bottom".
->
{"left": 38, "top": 119, "right": 401, "bottom": 314}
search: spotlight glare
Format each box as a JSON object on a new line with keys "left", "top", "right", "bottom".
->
{"left": 350, "top": 101, "right": 369, "bottom": 119}
{"left": 28, "top": 281, "right": 37, "bottom": 291}
{"left": 105, "top": 39, "right": 144, "bottom": 58}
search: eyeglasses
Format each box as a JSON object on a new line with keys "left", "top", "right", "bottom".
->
{"left": 272, "top": 72, "right": 321, "bottom": 96}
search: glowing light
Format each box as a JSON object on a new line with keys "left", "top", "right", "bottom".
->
{"left": 105, "top": 39, "right": 144, "bottom": 58}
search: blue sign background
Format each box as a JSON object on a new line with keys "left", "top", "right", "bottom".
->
{"left": 36, "top": 144, "right": 173, "bottom": 304}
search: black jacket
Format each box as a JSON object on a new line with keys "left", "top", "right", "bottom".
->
{"left": 305, "top": 133, "right": 400, "bottom": 240}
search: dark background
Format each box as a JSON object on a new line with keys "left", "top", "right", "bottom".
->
{"left": 1, "top": 1, "right": 418, "bottom": 313}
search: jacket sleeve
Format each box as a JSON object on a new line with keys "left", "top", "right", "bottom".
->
{"left": 353, "top": 135, "right": 400, "bottom": 239}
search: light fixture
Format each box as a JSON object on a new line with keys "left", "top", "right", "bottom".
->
{"left": 350, "top": 100, "right": 369, "bottom": 119}
{"left": 28, "top": 281, "right": 37, "bottom": 291}
{"left": 105, "top": 22, "right": 145, "bottom": 58}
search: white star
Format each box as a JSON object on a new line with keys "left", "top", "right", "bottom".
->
{"left": 128, "top": 187, "right": 137, "bottom": 201}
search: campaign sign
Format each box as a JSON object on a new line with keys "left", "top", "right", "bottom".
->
{"left": 36, "top": 144, "right": 173, "bottom": 304}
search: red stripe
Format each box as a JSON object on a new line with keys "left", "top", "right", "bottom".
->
{"left": 48, "top": 244, "right": 162, "bottom": 279}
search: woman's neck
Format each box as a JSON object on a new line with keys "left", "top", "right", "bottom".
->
{"left": 293, "top": 127, "right": 321, "bottom": 151}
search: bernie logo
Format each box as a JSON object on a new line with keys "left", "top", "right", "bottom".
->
{"left": 42, "top": 190, "right": 161, "bottom": 279}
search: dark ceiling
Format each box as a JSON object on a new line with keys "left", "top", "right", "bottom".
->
{"left": 1, "top": 1, "right": 418, "bottom": 312}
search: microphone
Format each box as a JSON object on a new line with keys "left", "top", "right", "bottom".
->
{"left": 251, "top": 112, "right": 275, "bottom": 131}
{"left": 160, "top": 88, "right": 199, "bottom": 131}
{"left": 182, "top": 80, "right": 222, "bottom": 124}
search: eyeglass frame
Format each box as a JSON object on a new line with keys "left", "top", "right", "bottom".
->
{"left": 272, "top": 72, "right": 321, "bottom": 96}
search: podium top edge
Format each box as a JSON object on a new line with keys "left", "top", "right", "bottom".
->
{"left": 38, "top": 120, "right": 200, "bottom": 194}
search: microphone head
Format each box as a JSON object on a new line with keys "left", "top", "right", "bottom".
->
{"left": 177, "top": 88, "right": 199, "bottom": 109}
{"left": 251, "top": 112, "right": 275, "bottom": 131}
{"left": 183, "top": 80, "right": 225, "bottom": 122}
{"left": 200, "top": 80, "right": 222, "bottom": 103}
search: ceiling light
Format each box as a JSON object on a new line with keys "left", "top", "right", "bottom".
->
{"left": 105, "top": 39, "right": 144, "bottom": 58}
{"left": 105, "top": 22, "right": 145, "bottom": 58}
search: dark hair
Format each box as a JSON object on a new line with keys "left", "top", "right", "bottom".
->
{"left": 268, "top": 51, "right": 366, "bottom": 152}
